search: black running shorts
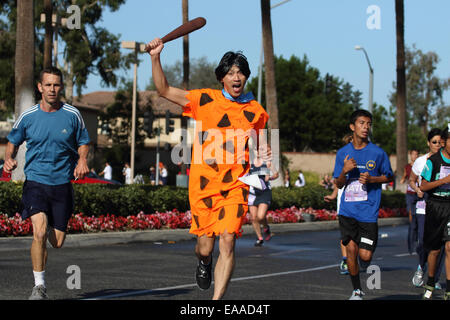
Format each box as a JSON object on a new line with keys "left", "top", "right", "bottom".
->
{"left": 248, "top": 188, "right": 272, "bottom": 206}
{"left": 339, "top": 215, "right": 378, "bottom": 252}
{"left": 21, "top": 180, "right": 74, "bottom": 232}
{"left": 423, "top": 197, "right": 450, "bottom": 251}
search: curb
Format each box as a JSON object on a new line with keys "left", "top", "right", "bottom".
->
{"left": 0, "top": 217, "right": 408, "bottom": 252}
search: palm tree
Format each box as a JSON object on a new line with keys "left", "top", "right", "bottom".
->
{"left": 260, "top": 0, "right": 279, "bottom": 131}
{"left": 260, "top": 0, "right": 282, "bottom": 186}
{"left": 43, "top": 0, "right": 53, "bottom": 68}
{"left": 13, "top": 0, "right": 35, "bottom": 181}
{"left": 395, "top": 0, "right": 408, "bottom": 190}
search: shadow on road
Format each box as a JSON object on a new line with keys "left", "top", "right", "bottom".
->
{"left": 373, "top": 294, "right": 421, "bottom": 300}
{"left": 76, "top": 288, "right": 193, "bottom": 300}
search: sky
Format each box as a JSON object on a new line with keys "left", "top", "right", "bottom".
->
{"left": 83, "top": 0, "right": 450, "bottom": 111}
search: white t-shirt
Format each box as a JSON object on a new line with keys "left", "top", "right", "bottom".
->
{"left": 103, "top": 165, "right": 112, "bottom": 180}
{"left": 295, "top": 173, "right": 305, "bottom": 187}
{"left": 412, "top": 153, "right": 431, "bottom": 186}
{"left": 125, "top": 167, "right": 131, "bottom": 184}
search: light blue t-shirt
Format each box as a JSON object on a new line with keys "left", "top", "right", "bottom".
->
{"left": 333, "top": 142, "right": 393, "bottom": 223}
{"left": 7, "top": 103, "right": 90, "bottom": 185}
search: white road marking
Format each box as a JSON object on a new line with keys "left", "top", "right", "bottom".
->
{"left": 82, "top": 263, "right": 339, "bottom": 300}
{"left": 394, "top": 253, "right": 416, "bottom": 257}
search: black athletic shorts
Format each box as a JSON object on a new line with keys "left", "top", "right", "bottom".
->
{"left": 423, "top": 197, "right": 450, "bottom": 251}
{"left": 339, "top": 215, "right": 378, "bottom": 252}
{"left": 248, "top": 188, "right": 272, "bottom": 206}
{"left": 21, "top": 180, "right": 74, "bottom": 232}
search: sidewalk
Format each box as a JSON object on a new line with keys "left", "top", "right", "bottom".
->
{"left": 0, "top": 217, "right": 408, "bottom": 252}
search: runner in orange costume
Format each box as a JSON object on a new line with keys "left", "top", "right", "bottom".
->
{"left": 146, "top": 38, "right": 269, "bottom": 300}
{"left": 185, "top": 88, "right": 268, "bottom": 238}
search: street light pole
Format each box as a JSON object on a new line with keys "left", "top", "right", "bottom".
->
{"left": 257, "top": 0, "right": 292, "bottom": 103}
{"left": 121, "top": 41, "right": 146, "bottom": 183}
{"left": 355, "top": 45, "right": 374, "bottom": 114}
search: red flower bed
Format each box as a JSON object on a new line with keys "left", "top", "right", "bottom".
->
{"left": 0, "top": 207, "right": 407, "bottom": 237}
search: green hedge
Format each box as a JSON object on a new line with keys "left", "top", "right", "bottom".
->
{"left": 0, "top": 181, "right": 405, "bottom": 217}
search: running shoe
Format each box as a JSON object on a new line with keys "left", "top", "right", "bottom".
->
{"left": 412, "top": 265, "right": 424, "bottom": 287}
{"left": 434, "top": 282, "right": 442, "bottom": 290}
{"left": 339, "top": 260, "right": 349, "bottom": 275}
{"left": 444, "top": 292, "right": 450, "bottom": 301}
{"left": 254, "top": 239, "right": 264, "bottom": 247}
{"left": 422, "top": 285, "right": 434, "bottom": 300}
{"left": 349, "top": 289, "right": 365, "bottom": 300}
{"left": 29, "top": 285, "right": 49, "bottom": 300}
{"left": 195, "top": 256, "right": 212, "bottom": 290}
{"left": 263, "top": 226, "right": 272, "bottom": 241}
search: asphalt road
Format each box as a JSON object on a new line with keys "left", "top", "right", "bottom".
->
{"left": 1, "top": 219, "right": 445, "bottom": 302}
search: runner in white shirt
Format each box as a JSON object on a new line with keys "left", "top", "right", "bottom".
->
{"left": 100, "top": 162, "right": 112, "bottom": 180}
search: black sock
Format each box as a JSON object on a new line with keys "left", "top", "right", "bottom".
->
{"left": 447, "top": 279, "right": 450, "bottom": 292}
{"left": 426, "top": 276, "right": 435, "bottom": 288}
{"left": 350, "top": 274, "right": 361, "bottom": 290}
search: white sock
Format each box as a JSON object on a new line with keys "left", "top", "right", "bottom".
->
{"left": 33, "top": 271, "right": 45, "bottom": 287}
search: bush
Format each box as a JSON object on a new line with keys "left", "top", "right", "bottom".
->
{"left": 0, "top": 181, "right": 405, "bottom": 218}
{"left": 0, "top": 182, "right": 23, "bottom": 215}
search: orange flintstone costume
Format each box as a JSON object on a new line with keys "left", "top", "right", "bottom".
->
{"left": 183, "top": 89, "right": 269, "bottom": 238}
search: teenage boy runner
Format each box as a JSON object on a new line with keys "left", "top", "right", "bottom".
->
{"left": 333, "top": 110, "right": 393, "bottom": 300}
{"left": 420, "top": 125, "right": 450, "bottom": 300}
{"left": 146, "top": 38, "right": 269, "bottom": 300}
{"left": 4, "top": 67, "right": 90, "bottom": 299}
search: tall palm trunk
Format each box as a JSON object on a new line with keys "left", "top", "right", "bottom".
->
{"left": 260, "top": 0, "right": 282, "bottom": 186}
{"left": 13, "top": 0, "right": 35, "bottom": 181}
{"left": 43, "top": 0, "right": 53, "bottom": 68}
{"left": 260, "top": 0, "right": 279, "bottom": 131}
{"left": 395, "top": 0, "right": 408, "bottom": 191}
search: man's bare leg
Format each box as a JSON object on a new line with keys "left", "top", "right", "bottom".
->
{"left": 47, "top": 227, "right": 66, "bottom": 249}
{"left": 250, "top": 206, "right": 263, "bottom": 240}
{"left": 195, "top": 234, "right": 215, "bottom": 264}
{"left": 212, "top": 232, "right": 236, "bottom": 300}
{"left": 30, "top": 213, "right": 48, "bottom": 272}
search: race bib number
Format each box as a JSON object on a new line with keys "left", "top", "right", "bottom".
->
{"left": 416, "top": 200, "right": 426, "bottom": 214}
{"left": 344, "top": 179, "right": 368, "bottom": 202}
{"left": 439, "top": 166, "right": 450, "bottom": 190}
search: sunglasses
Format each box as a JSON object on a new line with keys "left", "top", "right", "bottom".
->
{"left": 430, "top": 140, "right": 441, "bottom": 144}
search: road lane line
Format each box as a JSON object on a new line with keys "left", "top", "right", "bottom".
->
{"left": 82, "top": 263, "right": 339, "bottom": 300}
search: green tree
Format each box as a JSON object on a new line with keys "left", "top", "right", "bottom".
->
{"left": 147, "top": 56, "right": 221, "bottom": 90}
{"left": 390, "top": 44, "right": 450, "bottom": 136}
{"left": 0, "top": 0, "right": 129, "bottom": 116}
{"left": 54, "top": 0, "right": 128, "bottom": 102}
{"left": 100, "top": 80, "right": 151, "bottom": 146}
{"left": 247, "top": 55, "right": 356, "bottom": 153}
{"left": 371, "top": 103, "right": 428, "bottom": 155}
